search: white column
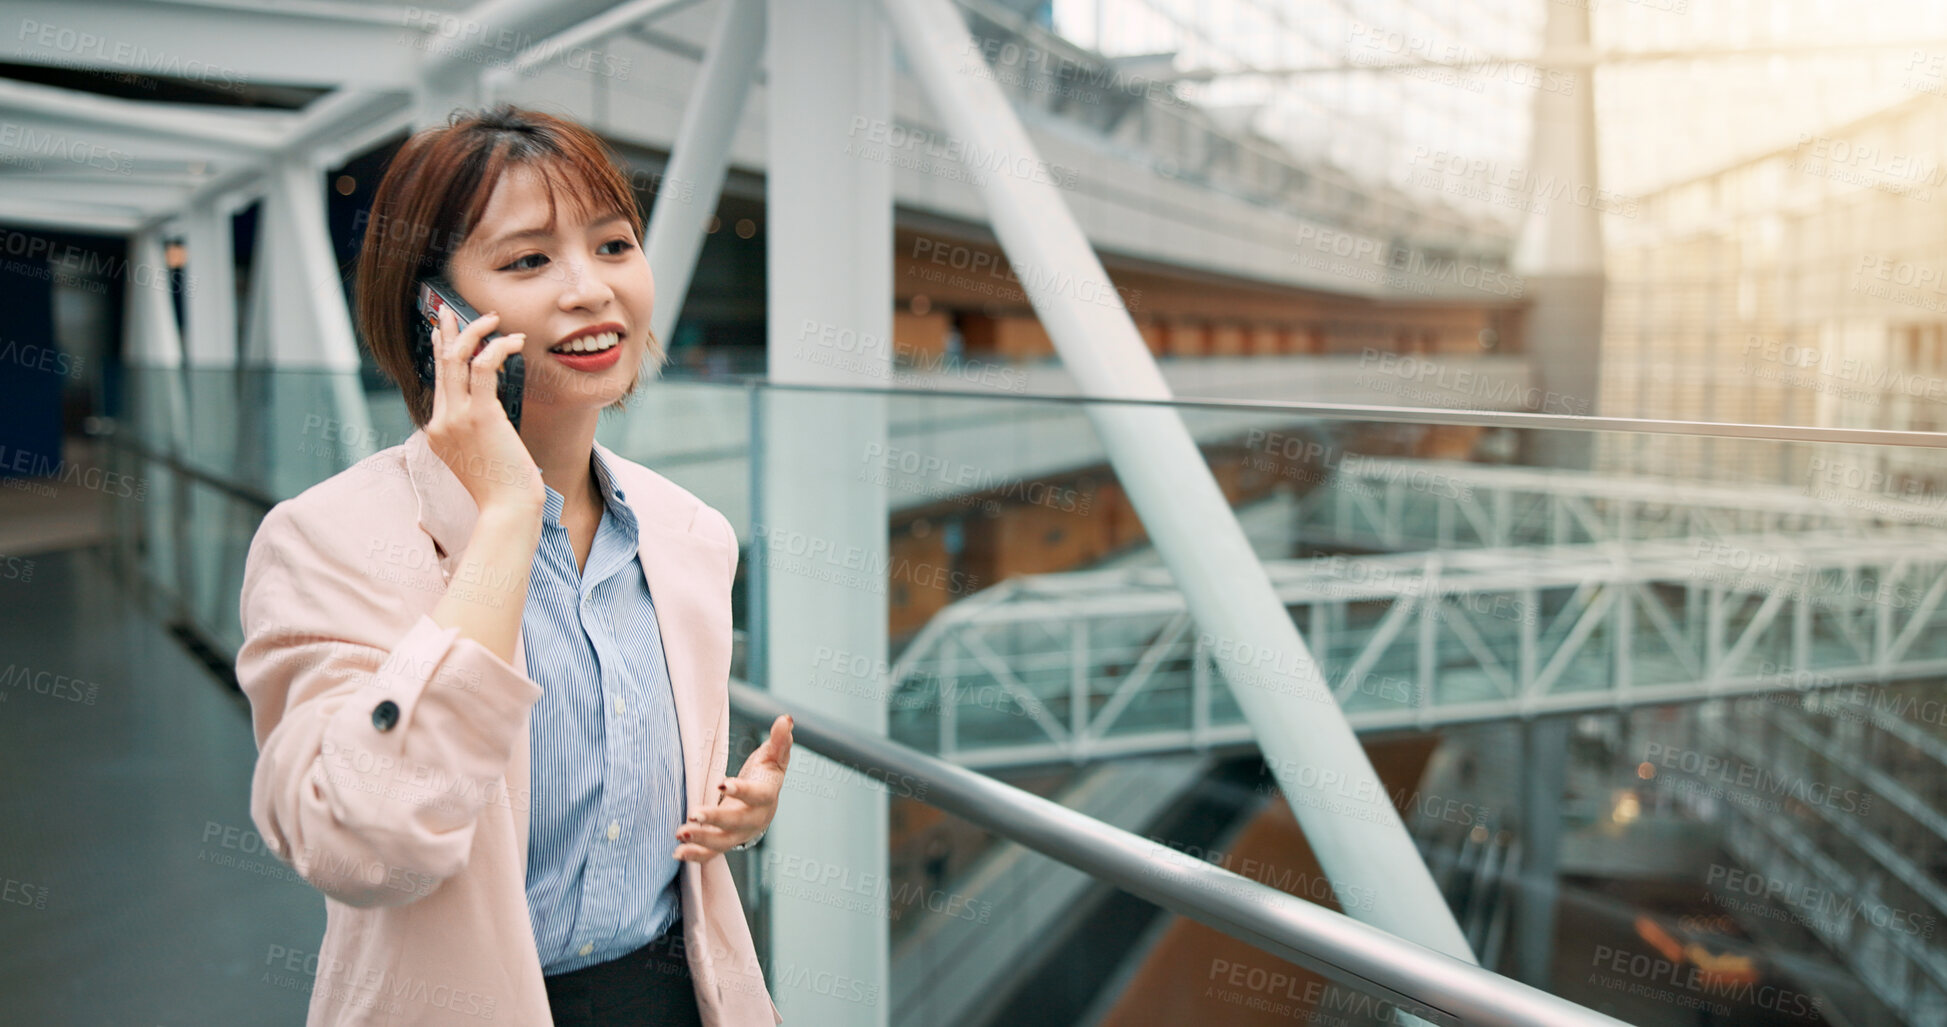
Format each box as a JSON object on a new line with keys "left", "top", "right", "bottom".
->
{"left": 181, "top": 193, "right": 237, "bottom": 369}
{"left": 180, "top": 192, "right": 245, "bottom": 629}
{"left": 1511, "top": 2, "right": 1605, "bottom": 471}
{"left": 124, "top": 226, "right": 190, "bottom": 602}
{"left": 240, "top": 156, "right": 372, "bottom": 499}
{"left": 761, "top": 0, "right": 893, "bottom": 1023}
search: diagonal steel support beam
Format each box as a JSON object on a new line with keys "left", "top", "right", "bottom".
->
{"left": 880, "top": 0, "right": 1475, "bottom": 961}
{"left": 646, "top": 0, "right": 765, "bottom": 345}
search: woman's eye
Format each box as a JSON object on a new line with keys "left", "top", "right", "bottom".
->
{"left": 600, "top": 238, "right": 635, "bottom": 255}
{"left": 502, "top": 253, "right": 547, "bottom": 272}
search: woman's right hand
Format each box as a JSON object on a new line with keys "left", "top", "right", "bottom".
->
{"left": 425, "top": 304, "right": 546, "bottom": 515}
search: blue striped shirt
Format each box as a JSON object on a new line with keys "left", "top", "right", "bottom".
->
{"left": 522, "top": 448, "right": 687, "bottom": 975}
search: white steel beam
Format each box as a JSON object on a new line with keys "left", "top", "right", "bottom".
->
{"left": 0, "top": 77, "right": 285, "bottom": 152}
{"left": 879, "top": 0, "right": 1476, "bottom": 961}
{"left": 2, "top": 0, "right": 422, "bottom": 88}
{"left": 0, "top": 201, "right": 140, "bottom": 233}
{"left": 644, "top": 0, "right": 764, "bottom": 345}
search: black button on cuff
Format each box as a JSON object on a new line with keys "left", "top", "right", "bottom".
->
{"left": 371, "top": 699, "right": 400, "bottom": 732}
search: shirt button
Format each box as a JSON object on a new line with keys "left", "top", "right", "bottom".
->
{"left": 579, "top": 942, "right": 594, "bottom": 957}
{"left": 371, "top": 700, "right": 400, "bottom": 732}
{"left": 614, "top": 697, "right": 626, "bottom": 714}
{"left": 607, "top": 820, "right": 620, "bottom": 841}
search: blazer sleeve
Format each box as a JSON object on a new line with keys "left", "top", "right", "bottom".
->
{"left": 235, "top": 501, "right": 543, "bottom": 909}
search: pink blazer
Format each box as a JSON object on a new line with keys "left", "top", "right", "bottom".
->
{"left": 236, "top": 428, "right": 782, "bottom": 1026}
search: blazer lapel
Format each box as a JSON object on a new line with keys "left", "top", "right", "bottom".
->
{"left": 594, "top": 439, "right": 730, "bottom": 817}
{"left": 631, "top": 517, "right": 727, "bottom": 815}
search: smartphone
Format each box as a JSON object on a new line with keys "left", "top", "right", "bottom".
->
{"left": 414, "top": 277, "right": 524, "bottom": 431}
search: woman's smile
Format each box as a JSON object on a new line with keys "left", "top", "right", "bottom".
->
{"left": 546, "top": 322, "right": 627, "bottom": 372}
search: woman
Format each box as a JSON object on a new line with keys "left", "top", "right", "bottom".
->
{"left": 235, "top": 104, "right": 788, "bottom": 1027}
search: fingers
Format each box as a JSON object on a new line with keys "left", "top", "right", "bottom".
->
{"left": 674, "top": 841, "right": 722, "bottom": 863}
{"left": 676, "top": 820, "right": 736, "bottom": 848}
{"left": 673, "top": 819, "right": 749, "bottom": 863}
{"left": 433, "top": 307, "right": 500, "bottom": 420}
{"left": 769, "top": 715, "right": 795, "bottom": 772}
{"left": 469, "top": 332, "right": 526, "bottom": 401}
{"left": 690, "top": 794, "right": 759, "bottom": 831}
{"left": 431, "top": 305, "right": 459, "bottom": 421}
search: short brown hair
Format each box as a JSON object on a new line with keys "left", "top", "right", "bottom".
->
{"left": 353, "top": 103, "right": 661, "bottom": 428}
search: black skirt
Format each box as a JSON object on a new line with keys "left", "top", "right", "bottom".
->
{"left": 542, "top": 920, "right": 703, "bottom": 1027}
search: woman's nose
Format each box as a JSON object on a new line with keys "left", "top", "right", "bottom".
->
{"left": 557, "top": 261, "right": 615, "bottom": 309}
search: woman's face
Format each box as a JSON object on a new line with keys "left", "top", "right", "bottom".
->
{"left": 445, "top": 163, "right": 653, "bottom": 417}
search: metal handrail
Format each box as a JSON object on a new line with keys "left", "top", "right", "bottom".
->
{"left": 730, "top": 681, "right": 1634, "bottom": 1027}
{"left": 132, "top": 364, "right": 1947, "bottom": 450}
{"left": 718, "top": 374, "right": 1947, "bottom": 451}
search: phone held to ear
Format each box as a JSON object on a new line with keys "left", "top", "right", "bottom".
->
{"left": 414, "top": 277, "right": 525, "bottom": 431}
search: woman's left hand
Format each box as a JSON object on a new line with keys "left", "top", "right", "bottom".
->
{"left": 674, "top": 715, "right": 793, "bottom": 863}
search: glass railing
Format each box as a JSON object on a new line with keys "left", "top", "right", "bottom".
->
{"left": 86, "top": 362, "right": 1947, "bottom": 1026}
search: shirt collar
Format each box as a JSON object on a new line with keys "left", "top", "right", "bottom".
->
{"left": 541, "top": 446, "right": 638, "bottom": 533}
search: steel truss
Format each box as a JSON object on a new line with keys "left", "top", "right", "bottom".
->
{"left": 890, "top": 524, "right": 1947, "bottom": 769}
